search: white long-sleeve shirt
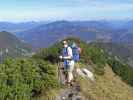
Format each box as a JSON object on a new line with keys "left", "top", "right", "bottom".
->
{"left": 63, "top": 46, "right": 74, "bottom": 68}
{"left": 63, "top": 47, "right": 73, "bottom": 60}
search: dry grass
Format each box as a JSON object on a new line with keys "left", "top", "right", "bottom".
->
{"left": 77, "top": 64, "right": 133, "bottom": 100}
{"left": 38, "top": 64, "right": 133, "bottom": 100}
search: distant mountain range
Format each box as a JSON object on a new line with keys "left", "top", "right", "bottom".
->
{"left": 0, "top": 20, "right": 133, "bottom": 48}
{"left": 0, "top": 31, "right": 31, "bottom": 58}
{"left": 17, "top": 21, "right": 98, "bottom": 48}
{"left": 0, "top": 21, "right": 49, "bottom": 33}
{"left": 14, "top": 20, "right": 133, "bottom": 48}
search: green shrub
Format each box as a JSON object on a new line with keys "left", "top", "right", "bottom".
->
{"left": 79, "top": 43, "right": 106, "bottom": 75}
{"left": 0, "top": 58, "right": 59, "bottom": 100}
{"left": 33, "top": 46, "right": 61, "bottom": 63}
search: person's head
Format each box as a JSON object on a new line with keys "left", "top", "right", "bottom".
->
{"left": 62, "top": 40, "right": 68, "bottom": 48}
{"left": 72, "top": 42, "right": 77, "bottom": 48}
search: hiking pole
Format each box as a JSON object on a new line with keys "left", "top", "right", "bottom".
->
{"left": 58, "top": 59, "right": 66, "bottom": 85}
{"left": 58, "top": 58, "right": 64, "bottom": 85}
{"left": 57, "top": 60, "right": 61, "bottom": 85}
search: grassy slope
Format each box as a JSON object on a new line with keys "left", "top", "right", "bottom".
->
{"left": 78, "top": 64, "right": 133, "bottom": 100}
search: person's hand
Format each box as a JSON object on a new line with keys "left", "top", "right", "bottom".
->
{"left": 59, "top": 55, "right": 63, "bottom": 59}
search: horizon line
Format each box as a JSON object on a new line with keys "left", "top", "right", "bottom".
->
{"left": 0, "top": 19, "right": 132, "bottom": 23}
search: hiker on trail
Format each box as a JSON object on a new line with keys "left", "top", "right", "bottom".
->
{"left": 71, "top": 42, "right": 81, "bottom": 79}
{"left": 59, "top": 40, "right": 75, "bottom": 85}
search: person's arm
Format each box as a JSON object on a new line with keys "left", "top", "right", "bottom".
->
{"left": 63, "top": 47, "right": 73, "bottom": 60}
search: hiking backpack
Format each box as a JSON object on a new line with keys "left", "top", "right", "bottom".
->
{"left": 62, "top": 45, "right": 81, "bottom": 62}
{"left": 71, "top": 46, "right": 80, "bottom": 62}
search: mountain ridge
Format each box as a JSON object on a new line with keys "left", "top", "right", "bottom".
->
{"left": 15, "top": 20, "right": 133, "bottom": 48}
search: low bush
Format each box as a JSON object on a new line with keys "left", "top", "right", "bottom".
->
{"left": 0, "top": 58, "right": 59, "bottom": 100}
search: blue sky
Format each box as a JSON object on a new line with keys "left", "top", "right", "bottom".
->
{"left": 0, "top": 0, "right": 133, "bottom": 22}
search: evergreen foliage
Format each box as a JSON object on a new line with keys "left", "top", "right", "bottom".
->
{"left": 0, "top": 58, "right": 58, "bottom": 100}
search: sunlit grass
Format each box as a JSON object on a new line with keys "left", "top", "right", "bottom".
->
{"left": 77, "top": 65, "right": 133, "bottom": 100}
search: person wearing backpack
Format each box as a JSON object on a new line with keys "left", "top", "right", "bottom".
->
{"left": 71, "top": 42, "right": 81, "bottom": 62}
{"left": 71, "top": 42, "right": 81, "bottom": 79}
{"left": 59, "top": 40, "right": 75, "bottom": 85}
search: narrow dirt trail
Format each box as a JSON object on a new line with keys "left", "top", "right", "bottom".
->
{"left": 56, "top": 62, "right": 86, "bottom": 100}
